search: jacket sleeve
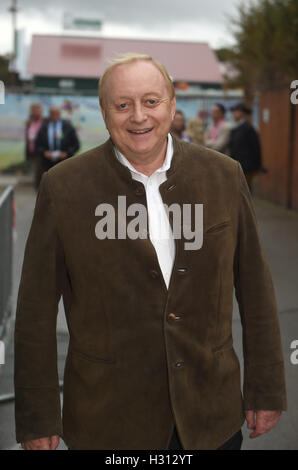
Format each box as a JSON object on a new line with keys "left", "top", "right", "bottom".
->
{"left": 249, "top": 126, "right": 262, "bottom": 171}
{"left": 35, "top": 125, "right": 48, "bottom": 157}
{"left": 64, "top": 123, "right": 80, "bottom": 158}
{"left": 233, "top": 163, "right": 287, "bottom": 411}
{"left": 14, "top": 172, "right": 64, "bottom": 443}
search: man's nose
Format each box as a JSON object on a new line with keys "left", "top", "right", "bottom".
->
{"left": 131, "top": 103, "right": 147, "bottom": 123}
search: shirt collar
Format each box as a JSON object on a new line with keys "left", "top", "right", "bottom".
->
{"left": 215, "top": 119, "right": 225, "bottom": 128}
{"left": 114, "top": 133, "right": 173, "bottom": 177}
{"left": 49, "top": 119, "right": 62, "bottom": 128}
{"left": 235, "top": 118, "right": 246, "bottom": 127}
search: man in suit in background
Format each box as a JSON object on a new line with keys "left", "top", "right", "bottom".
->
{"left": 229, "top": 103, "right": 262, "bottom": 192}
{"left": 25, "top": 102, "right": 44, "bottom": 189}
{"left": 35, "top": 106, "right": 80, "bottom": 186}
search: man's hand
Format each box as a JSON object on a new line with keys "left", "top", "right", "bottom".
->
{"left": 44, "top": 151, "right": 53, "bottom": 160}
{"left": 245, "top": 410, "right": 281, "bottom": 438}
{"left": 59, "top": 152, "right": 68, "bottom": 159}
{"left": 21, "top": 435, "right": 60, "bottom": 450}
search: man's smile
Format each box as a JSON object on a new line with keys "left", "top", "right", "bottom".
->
{"left": 127, "top": 127, "right": 153, "bottom": 135}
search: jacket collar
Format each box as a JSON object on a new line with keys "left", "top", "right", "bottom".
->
{"left": 104, "top": 133, "right": 185, "bottom": 186}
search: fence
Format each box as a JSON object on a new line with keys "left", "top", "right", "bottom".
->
{"left": 0, "top": 90, "right": 243, "bottom": 171}
{"left": 255, "top": 87, "right": 298, "bottom": 210}
{"left": 0, "top": 186, "right": 13, "bottom": 338}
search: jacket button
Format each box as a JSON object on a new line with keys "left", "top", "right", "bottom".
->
{"left": 168, "top": 313, "right": 182, "bottom": 322}
{"left": 134, "top": 185, "right": 145, "bottom": 196}
{"left": 177, "top": 267, "right": 188, "bottom": 274}
{"left": 175, "top": 361, "right": 184, "bottom": 368}
{"left": 150, "top": 269, "right": 159, "bottom": 279}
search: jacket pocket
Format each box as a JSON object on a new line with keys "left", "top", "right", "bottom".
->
{"left": 212, "top": 335, "right": 233, "bottom": 355}
{"left": 69, "top": 346, "right": 116, "bottom": 364}
{"left": 205, "top": 220, "right": 231, "bottom": 234}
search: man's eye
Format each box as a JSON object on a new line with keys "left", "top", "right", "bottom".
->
{"left": 147, "top": 99, "right": 158, "bottom": 105}
{"left": 119, "top": 103, "right": 127, "bottom": 109}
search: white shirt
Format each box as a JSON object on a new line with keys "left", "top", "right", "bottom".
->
{"left": 114, "top": 134, "right": 175, "bottom": 288}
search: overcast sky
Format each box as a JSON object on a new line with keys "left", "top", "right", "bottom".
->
{"left": 0, "top": 0, "right": 243, "bottom": 55}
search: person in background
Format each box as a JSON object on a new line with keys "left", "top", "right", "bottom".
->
{"left": 35, "top": 106, "right": 80, "bottom": 186}
{"left": 204, "top": 103, "right": 232, "bottom": 154}
{"left": 25, "top": 103, "right": 44, "bottom": 188}
{"left": 185, "top": 117, "right": 204, "bottom": 145}
{"left": 170, "top": 110, "right": 191, "bottom": 141}
{"left": 229, "top": 102, "right": 263, "bottom": 192}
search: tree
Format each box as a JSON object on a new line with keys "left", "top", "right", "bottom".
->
{"left": 0, "top": 54, "right": 19, "bottom": 87}
{"left": 216, "top": 0, "right": 298, "bottom": 99}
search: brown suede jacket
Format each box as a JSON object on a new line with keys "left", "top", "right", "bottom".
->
{"left": 14, "top": 135, "right": 287, "bottom": 449}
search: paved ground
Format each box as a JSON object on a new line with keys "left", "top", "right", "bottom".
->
{"left": 0, "top": 174, "right": 297, "bottom": 450}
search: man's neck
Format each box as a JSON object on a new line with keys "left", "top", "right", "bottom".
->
{"left": 129, "top": 153, "right": 166, "bottom": 177}
{"left": 213, "top": 117, "right": 225, "bottom": 126}
{"left": 118, "top": 138, "right": 168, "bottom": 177}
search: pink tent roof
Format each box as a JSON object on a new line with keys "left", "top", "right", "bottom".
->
{"left": 28, "top": 34, "right": 222, "bottom": 84}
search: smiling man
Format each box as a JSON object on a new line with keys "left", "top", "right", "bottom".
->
{"left": 14, "top": 53, "right": 286, "bottom": 450}
{"left": 99, "top": 55, "right": 176, "bottom": 175}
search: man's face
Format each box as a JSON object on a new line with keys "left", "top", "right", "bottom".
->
{"left": 232, "top": 109, "right": 244, "bottom": 122}
{"left": 31, "top": 105, "right": 42, "bottom": 120}
{"left": 101, "top": 60, "right": 176, "bottom": 162}
{"left": 212, "top": 106, "right": 223, "bottom": 122}
{"left": 172, "top": 112, "right": 185, "bottom": 133}
{"left": 50, "top": 108, "right": 61, "bottom": 123}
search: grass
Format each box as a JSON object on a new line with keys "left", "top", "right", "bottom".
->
{"left": 0, "top": 141, "right": 25, "bottom": 171}
{"left": 0, "top": 139, "right": 106, "bottom": 172}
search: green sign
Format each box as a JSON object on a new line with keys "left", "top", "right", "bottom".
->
{"left": 64, "top": 14, "right": 103, "bottom": 31}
